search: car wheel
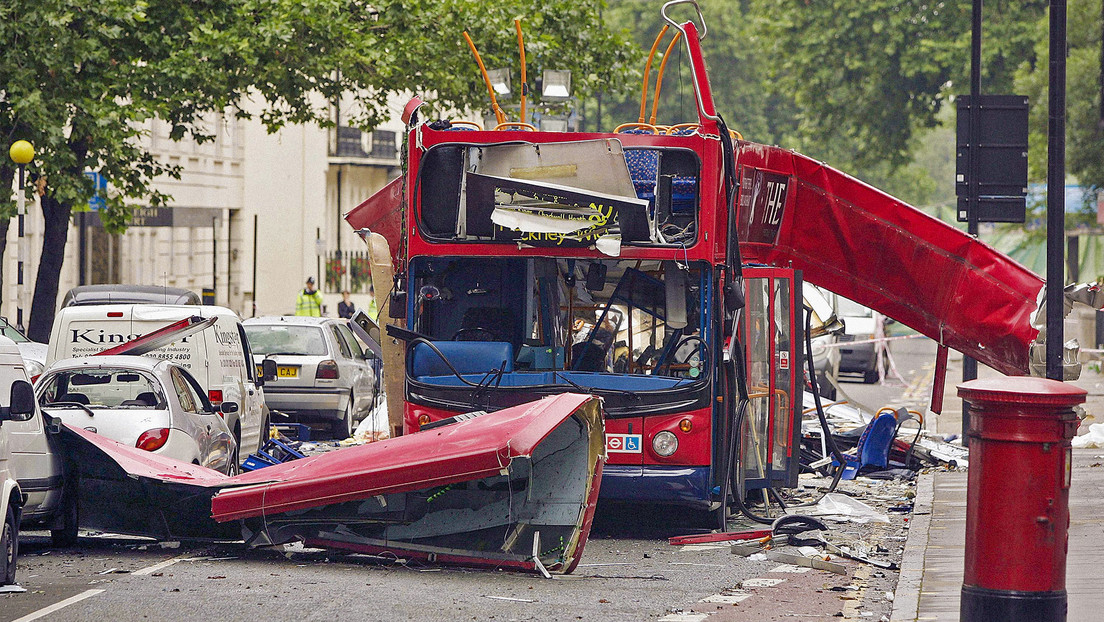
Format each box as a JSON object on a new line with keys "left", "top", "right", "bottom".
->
{"left": 260, "top": 408, "right": 272, "bottom": 444}
{"left": 2, "top": 504, "right": 17, "bottom": 586}
{"left": 331, "top": 395, "right": 354, "bottom": 440}
{"left": 862, "top": 364, "right": 879, "bottom": 384}
{"left": 51, "top": 486, "right": 79, "bottom": 548}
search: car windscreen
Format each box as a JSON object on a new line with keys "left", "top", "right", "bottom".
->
{"left": 244, "top": 325, "right": 328, "bottom": 356}
{"left": 38, "top": 368, "right": 163, "bottom": 408}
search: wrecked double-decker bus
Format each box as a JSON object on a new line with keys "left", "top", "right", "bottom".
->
{"left": 348, "top": 5, "right": 806, "bottom": 524}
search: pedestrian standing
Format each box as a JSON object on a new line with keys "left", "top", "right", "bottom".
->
{"left": 337, "top": 289, "right": 356, "bottom": 319}
{"left": 296, "top": 277, "right": 323, "bottom": 316}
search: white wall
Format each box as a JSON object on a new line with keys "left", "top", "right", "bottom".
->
{"left": 3, "top": 92, "right": 467, "bottom": 332}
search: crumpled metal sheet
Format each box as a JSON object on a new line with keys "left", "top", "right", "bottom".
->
{"left": 736, "top": 142, "right": 1044, "bottom": 375}
{"left": 344, "top": 176, "right": 404, "bottom": 267}
{"left": 56, "top": 424, "right": 240, "bottom": 541}
{"left": 54, "top": 394, "right": 606, "bottom": 576}
{"left": 211, "top": 393, "right": 606, "bottom": 574}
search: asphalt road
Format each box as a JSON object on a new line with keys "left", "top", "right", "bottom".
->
{"left": 2, "top": 337, "right": 940, "bottom": 622}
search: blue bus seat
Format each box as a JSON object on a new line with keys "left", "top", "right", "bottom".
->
{"left": 411, "top": 341, "right": 515, "bottom": 378}
{"left": 833, "top": 412, "right": 897, "bottom": 480}
{"left": 619, "top": 129, "right": 659, "bottom": 202}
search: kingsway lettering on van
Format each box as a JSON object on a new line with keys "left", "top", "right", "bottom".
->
{"left": 71, "top": 328, "right": 143, "bottom": 345}
{"left": 213, "top": 327, "right": 241, "bottom": 347}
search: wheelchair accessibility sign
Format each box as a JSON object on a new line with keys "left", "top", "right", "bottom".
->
{"left": 606, "top": 433, "right": 642, "bottom": 453}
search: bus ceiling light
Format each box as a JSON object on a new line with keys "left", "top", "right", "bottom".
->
{"left": 488, "top": 68, "right": 511, "bottom": 96}
{"left": 653, "top": 430, "right": 678, "bottom": 457}
{"left": 679, "top": 418, "right": 693, "bottom": 433}
{"left": 541, "top": 69, "right": 571, "bottom": 101}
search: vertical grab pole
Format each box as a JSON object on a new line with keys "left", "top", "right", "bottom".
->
{"left": 515, "top": 20, "right": 527, "bottom": 124}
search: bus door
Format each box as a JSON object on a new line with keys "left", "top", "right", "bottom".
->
{"left": 738, "top": 267, "right": 803, "bottom": 494}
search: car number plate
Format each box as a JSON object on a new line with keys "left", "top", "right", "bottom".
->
{"left": 277, "top": 365, "right": 298, "bottom": 378}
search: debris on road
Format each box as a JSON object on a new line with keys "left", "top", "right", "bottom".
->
{"left": 1072, "top": 422, "right": 1104, "bottom": 448}
{"left": 795, "top": 493, "right": 890, "bottom": 524}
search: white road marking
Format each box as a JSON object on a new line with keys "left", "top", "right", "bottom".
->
{"left": 658, "top": 614, "right": 710, "bottom": 622}
{"left": 769, "top": 563, "right": 812, "bottom": 573}
{"left": 742, "top": 577, "right": 786, "bottom": 588}
{"left": 132, "top": 555, "right": 186, "bottom": 576}
{"left": 11, "top": 589, "right": 105, "bottom": 622}
{"left": 678, "top": 543, "right": 731, "bottom": 552}
{"left": 700, "top": 593, "right": 752, "bottom": 603}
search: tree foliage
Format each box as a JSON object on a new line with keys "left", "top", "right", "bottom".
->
{"left": 1016, "top": 0, "right": 1103, "bottom": 200}
{"left": 0, "top": 0, "right": 636, "bottom": 339}
{"left": 751, "top": 0, "right": 1048, "bottom": 171}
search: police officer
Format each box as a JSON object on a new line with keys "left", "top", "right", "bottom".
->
{"left": 296, "top": 277, "right": 323, "bottom": 316}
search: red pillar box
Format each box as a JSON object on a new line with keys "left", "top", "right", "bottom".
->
{"left": 957, "top": 377, "right": 1084, "bottom": 622}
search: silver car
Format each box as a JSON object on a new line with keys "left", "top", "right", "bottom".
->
{"left": 35, "top": 356, "right": 239, "bottom": 474}
{"left": 243, "top": 317, "right": 378, "bottom": 439}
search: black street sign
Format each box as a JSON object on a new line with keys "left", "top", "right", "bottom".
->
{"left": 956, "top": 94, "right": 1029, "bottom": 223}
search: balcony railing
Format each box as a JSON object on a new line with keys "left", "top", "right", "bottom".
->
{"left": 324, "top": 250, "right": 373, "bottom": 294}
{"left": 334, "top": 127, "right": 397, "bottom": 161}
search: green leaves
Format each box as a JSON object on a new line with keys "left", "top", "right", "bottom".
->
{"left": 0, "top": 0, "right": 635, "bottom": 217}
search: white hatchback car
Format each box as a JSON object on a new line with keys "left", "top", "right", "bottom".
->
{"left": 243, "top": 317, "right": 378, "bottom": 439}
{"left": 35, "top": 356, "right": 239, "bottom": 474}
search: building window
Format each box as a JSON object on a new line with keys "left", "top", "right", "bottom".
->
{"left": 369, "top": 130, "right": 397, "bottom": 159}
{"left": 336, "top": 126, "right": 366, "bottom": 157}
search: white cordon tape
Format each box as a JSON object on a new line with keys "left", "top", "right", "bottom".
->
{"left": 821, "top": 333, "right": 926, "bottom": 349}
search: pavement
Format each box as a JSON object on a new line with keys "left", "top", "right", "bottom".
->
{"left": 889, "top": 349, "right": 1104, "bottom": 622}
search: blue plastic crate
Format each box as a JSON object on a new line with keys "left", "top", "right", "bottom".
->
{"left": 274, "top": 423, "right": 311, "bottom": 441}
{"left": 240, "top": 439, "right": 307, "bottom": 471}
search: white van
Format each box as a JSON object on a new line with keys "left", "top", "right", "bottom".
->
{"left": 2, "top": 335, "right": 60, "bottom": 585}
{"left": 45, "top": 305, "right": 270, "bottom": 459}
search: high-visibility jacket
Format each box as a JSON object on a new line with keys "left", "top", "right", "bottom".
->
{"left": 296, "top": 289, "right": 323, "bottom": 316}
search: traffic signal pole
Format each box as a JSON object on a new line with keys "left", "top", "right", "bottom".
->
{"left": 1045, "top": 0, "right": 1066, "bottom": 381}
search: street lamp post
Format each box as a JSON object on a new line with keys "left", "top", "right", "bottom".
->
{"left": 8, "top": 140, "right": 34, "bottom": 333}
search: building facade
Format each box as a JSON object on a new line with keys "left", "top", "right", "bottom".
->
{"left": 4, "top": 101, "right": 406, "bottom": 328}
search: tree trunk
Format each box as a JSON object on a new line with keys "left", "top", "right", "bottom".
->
{"left": 28, "top": 194, "right": 71, "bottom": 342}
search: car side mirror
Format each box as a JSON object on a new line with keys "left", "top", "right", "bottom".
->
{"left": 1, "top": 379, "right": 37, "bottom": 422}
{"left": 389, "top": 288, "right": 407, "bottom": 319}
{"left": 220, "top": 401, "right": 239, "bottom": 415}
{"left": 585, "top": 263, "right": 607, "bottom": 292}
{"left": 261, "top": 359, "right": 278, "bottom": 382}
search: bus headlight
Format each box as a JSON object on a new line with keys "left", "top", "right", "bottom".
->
{"left": 652, "top": 431, "right": 678, "bottom": 457}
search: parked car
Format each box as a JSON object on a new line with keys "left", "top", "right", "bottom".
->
{"left": 243, "top": 317, "right": 378, "bottom": 438}
{"left": 803, "top": 286, "right": 843, "bottom": 399}
{"left": 1, "top": 335, "right": 74, "bottom": 587}
{"left": 0, "top": 316, "right": 47, "bottom": 381}
{"left": 36, "top": 356, "right": 239, "bottom": 473}
{"left": 44, "top": 304, "right": 270, "bottom": 461}
{"left": 60, "top": 284, "right": 201, "bottom": 307}
{"left": 832, "top": 296, "right": 888, "bottom": 383}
